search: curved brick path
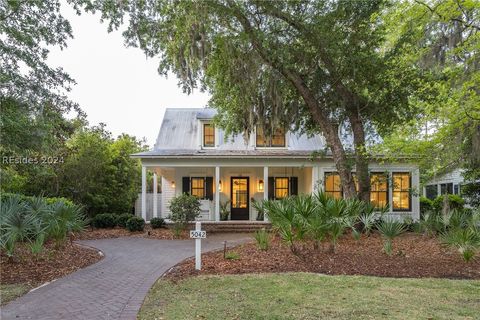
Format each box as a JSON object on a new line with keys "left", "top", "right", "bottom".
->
{"left": 1, "top": 234, "right": 252, "bottom": 320}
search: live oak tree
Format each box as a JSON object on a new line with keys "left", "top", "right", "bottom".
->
{"left": 375, "top": 0, "right": 479, "bottom": 195}
{"left": 0, "top": 0, "right": 79, "bottom": 113}
{"left": 76, "top": 0, "right": 419, "bottom": 201}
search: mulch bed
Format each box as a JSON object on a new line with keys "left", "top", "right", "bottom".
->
{"left": 0, "top": 241, "right": 102, "bottom": 287}
{"left": 75, "top": 225, "right": 190, "bottom": 240}
{"left": 165, "top": 232, "right": 480, "bottom": 281}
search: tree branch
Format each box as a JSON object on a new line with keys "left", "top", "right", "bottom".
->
{"left": 414, "top": 0, "right": 480, "bottom": 31}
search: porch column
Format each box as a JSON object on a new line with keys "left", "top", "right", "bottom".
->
{"left": 153, "top": 172, "right": 158, "bottom": 218}
{"left": 215, "top": 166, "right": 220, "bottom": 221}
{"left": 141, "top": 165, "right": 147, "bottom": 221}
{"left": 263, "top": 166, "right": 269, "bottom": 221}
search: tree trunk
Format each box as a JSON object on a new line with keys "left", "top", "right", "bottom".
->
{"left": 348, "top": 109, "right": 370, "bottom": 202}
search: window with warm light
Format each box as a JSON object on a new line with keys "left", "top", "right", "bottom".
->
{"left": 256, "top": 127, "right": 285, "bottom": 147}
{"left": 370, "top": 173, "right": 388, "bottom": 208}
{"left": 392, "top": 172, "right": 411, "bottom": 211}
{"left": 203, "top": 123, "right": 215, "bottom": 147}
{"left": 191, "top": 177, "right": 205, "bottom": 199}
{"left": 274, "top": 177, "right": 289, "bottom": 199}
{"left": 324, "top": 173, "right": 342, "bottom": 199}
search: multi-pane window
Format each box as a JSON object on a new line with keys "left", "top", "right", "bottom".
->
{"left": 256, "top": 127, "right": 286, "bottom": 147}
{"left": 392, "top": 173, "right": 411, "bottom": 211}
{"left": 425, "top": 185, "right": 438, "bottom": 200}
{"left": 440, "top": 183, "right": 453, "bottom": 195}
{"left": 203, "top": 123, "right": 215, "bottom": 147}
{"left": 324, "top": 173, "right": 342, "bottom": 199}
{"left": 274, "top": 178, "right": 289, "bottom": 200}
{"left": 191, "top": 177, "right": 205, "bottom": 199}
{"left": 370, "top": 173, "right": 388, "bottom": 208}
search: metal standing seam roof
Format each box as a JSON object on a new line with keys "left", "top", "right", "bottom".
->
{"left": 133, "top": 108, "right": 346, "bottom": 158}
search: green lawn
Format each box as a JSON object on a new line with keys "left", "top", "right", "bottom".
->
{"left": 0, "top": 283, "right": 30, "bottom": 305}
{"left": 139, "top": 273, "right": 480, "bottom": 320}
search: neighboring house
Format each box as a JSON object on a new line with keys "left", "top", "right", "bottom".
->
{"left": 131, "top": 108, "right": 420, "bottom": 222}
{"left": 423, "top": 168, "right": 464, "bottom": 200}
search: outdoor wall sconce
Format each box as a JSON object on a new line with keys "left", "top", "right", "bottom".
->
{"left": 258, "top": 179, "right": 264, "bottom": 192}
{"left": 171, "top": 181, "right": 175, "bottom": 188}
{"left": 218, "top": 180, "right": 222, "bottom": 192}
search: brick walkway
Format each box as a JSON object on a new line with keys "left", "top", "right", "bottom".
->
{"left": 1, "top": 234, "right": 252, "bottom": 320}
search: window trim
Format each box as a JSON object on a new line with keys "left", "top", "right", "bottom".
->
{"left": 202, "top": 123, "right": 215, "bottom": 148}
{"left": 190, "top": 177, "right": 206, "bottom": 200}
{"left": 392, "top": 172, "right": 412, "bottom": 212}
{"left": 369, "top": 172, "right": 389, "bottom": 209}
{"left": 255, "top": 126, "right": 287, "bottom": 148}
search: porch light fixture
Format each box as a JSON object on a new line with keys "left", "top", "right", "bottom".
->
{"left": 171, "top": 181, "right": 175, "bottom": 188}
{"left": 258, "top": 179, "right": 264, "bottom": 192}
{"left": 218, "top": 180, "right": 222, "bottom": 192}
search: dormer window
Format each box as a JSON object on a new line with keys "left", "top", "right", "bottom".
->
{"left": 203, "top": 123, "right": 215, "bottom": 147}
{"left": 256, "top": 127, "right": 286, "bottom": 147}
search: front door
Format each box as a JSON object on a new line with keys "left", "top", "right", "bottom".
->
{"left": 230, "top": 177, "right": 249, "bottom": 220}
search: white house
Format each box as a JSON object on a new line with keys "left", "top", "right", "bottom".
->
{"left": 423, "top": 168, "right": 464, "bottom": 200}
{"left": 132, "top": 108, "right": 420, "bottom": 222}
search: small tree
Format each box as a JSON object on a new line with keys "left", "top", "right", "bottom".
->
{"left": 168, "top": 194, "right": 201, "bottom": 237}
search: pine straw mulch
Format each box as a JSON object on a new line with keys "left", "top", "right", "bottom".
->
{"left": 0, "top": 241, "right": 102, "bottom": 287}
{"left": 75, "top": 225, "right": 190, "bottom": 240}
{"left": 164, "top": 232, "right": 480, "bottom": 281}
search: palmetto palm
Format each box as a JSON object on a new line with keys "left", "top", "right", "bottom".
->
{"left": 377, "top": 218, "right": 406, "bottom": 256}
{"left": 441, "top": 227, "right": 480, "bottom": 262}
{"left": 0, "top": 196, "right": 38, "bottom": 256}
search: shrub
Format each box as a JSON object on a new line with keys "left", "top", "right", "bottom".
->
{"left": 441, "top": 227, "right": 480, "bottom": 262}
{"left": 91, "top": 214, "right": 116, "bottom": 229}
{"left": 0, "top": 194, "right": 86, "bottom": 256}
{"left": 46, "top": 201, "right": 86, "bottom": 247}
{"left": 220, "top": 200, "right": 230, "bottom": 221}
{"left": 432, "top": 194, "right": 465, "bottom": 212}
{"left": 168, "top": 194, "right": 201, "bottom": 236}
{"left": 420, "top": 196, "right": 433, "bottom": 215}
{"left": 126, "top": 216, "right": 145, "bottom": 232}
{"left": 150, "top": 217, "right": 165, "bottom": 229}
{"left": 115, "top": 213, "right": 132, "bottom": 228}
{"left": 377, "top": 218, "right": 406, "bottom": 256}
{"left": 254, "top": 228, "right": 270, "bottom": 251}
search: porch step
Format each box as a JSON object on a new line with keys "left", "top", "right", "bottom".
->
{"left": 166, "top": 221, "right": 272, "bottom": 233}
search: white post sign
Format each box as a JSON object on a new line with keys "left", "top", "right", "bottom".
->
{"left": 190, "top": 221, "right": 206, "bottom": 270}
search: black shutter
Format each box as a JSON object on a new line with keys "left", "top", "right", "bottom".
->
{"left": 182, "top": 177, "right": 190, "bottom": 194}
{"left": 268, "top": 177, "right": 275, "bottom": 200}
{"left": 205, "top": 177, "right": 213, "bottom": 200}
{"left": 290, "top": 177, "right": 298, "bottom": 196}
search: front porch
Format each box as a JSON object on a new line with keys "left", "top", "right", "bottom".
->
{"left": 138, "top": 165, "right": 315, "bottom": 222}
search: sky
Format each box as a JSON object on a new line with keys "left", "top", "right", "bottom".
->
{"left": 47, "top": 3, "right": 210, "bottom": 147}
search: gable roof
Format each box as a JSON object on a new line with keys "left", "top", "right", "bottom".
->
{"left": 133, "top": 108, "right": 360, "bottom": 158}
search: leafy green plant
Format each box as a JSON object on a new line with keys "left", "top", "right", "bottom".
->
{"left": 91, "top": 213, "right": 116, "bottom": 229}
{"left": 150, "top": 217, "right": 165, "bottom": 229}
{"left": 29, "top": 233, "right": 45, "bottom": 255}
{"left": 126, "top": 216, "right": 145, "bottom": 232}
{"left": 0, "top": 196, "right": 36, "bottom": 256}
{"left": 254, "top": 228, "right": 270, "bottom": 251}
{"left": 263, "top": 197, "right": 298, "bottom": 253}
{"left": 377, "top": 218, "right": 406, "bottom": 256}
{"left": 420, "top": 196, "right": 433, "bottom": 215}
{"left": 168, "top": 194, "right": 201, "bottom": 236}
{"left": 220, "top": 200, "right": 230, "bottom": 221}
{"left": 441, "top": 227, "right": 480, "bottom": 262}
{"left": 225, "top": 251, "right": 240, "bottom": 260}
{"left": 45, "top": 201, "right": 86, "bottom": 247}
{"left": 115, "top": 213, "right": 132, "bottom": 228}
{"left": 433, "top": 194, "right": 465, "bottom": 212}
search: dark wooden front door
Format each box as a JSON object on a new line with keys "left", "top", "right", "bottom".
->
{"left": 230, "top": 177, "right": 249, "bottom": 220}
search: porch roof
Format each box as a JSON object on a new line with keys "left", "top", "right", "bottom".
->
{"left": 131, "top": 149, "right": 318, "bottom": 159}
